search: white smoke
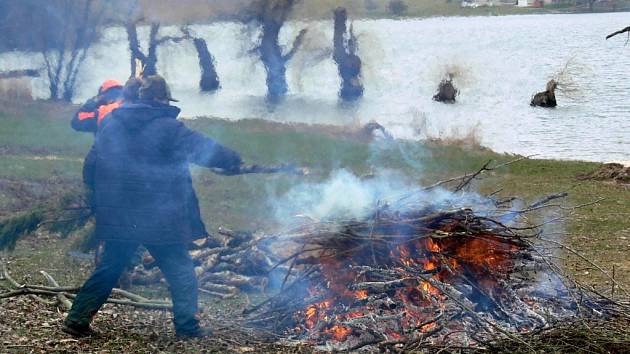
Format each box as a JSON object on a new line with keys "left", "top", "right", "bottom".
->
{"left": 272, "top": 169, "right": 411, "bottom": 223}
{"left": 270, "top": 168, "right": 490, "bottom": 227}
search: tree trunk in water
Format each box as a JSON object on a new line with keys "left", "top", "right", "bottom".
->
{"left": 125, "top": 22, "right": 160, "bottom": 77}
{"left": 192, "top": 37, "right": 220, "bottom": 92}
{"left": 433, "top": 75, "right": 458, "bottom": 104}
{"left": 530, "top": 79, "right": 557, "bottom": 108}
{"left": 260, "top": 18, "right": 287, "bottom": 102}
{"left": 49, "top": 80, "right": 60, "bottom": 101}
{"left": 256, "top": 0, "right": 305, "bottom": 103}
{"left": 333, "top": 8, "right": 363, "bottom": 101}
{"left": 144, "top": 23, "right": 160, "bottom": 76}
{"left": 125, "top": 22, "right": 144, "bottom": 77}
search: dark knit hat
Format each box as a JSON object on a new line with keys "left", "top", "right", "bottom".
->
{"left": 123, "top": 77, "right": 143, "bottom": 101}
{"left": 139, "top": 75, "right": 178, "bottom": 102}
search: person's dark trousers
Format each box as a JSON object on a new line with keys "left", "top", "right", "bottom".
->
{"left": 65, "top": 240, "right": 200, "bottom": 334}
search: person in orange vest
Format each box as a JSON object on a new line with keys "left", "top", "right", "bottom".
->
{"left": 71, "top": 79, "right": 123, "bottom": 133}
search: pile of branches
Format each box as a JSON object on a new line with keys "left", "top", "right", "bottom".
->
{"left": 244, "top": 166, "right": 627, "bottom": 351}
{"left": 578, "top": 163, "right": 630, "bottom": 185}
{"left": 130, "top": 228, "right": 280, "bottom": 299}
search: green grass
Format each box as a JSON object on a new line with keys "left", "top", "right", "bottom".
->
{"left": 0, "top": 101, "right": 628, "bottom": 293}
{"left": 0, "top": 100, "right": 91, "bottom": 157}
{"left": 0, "top": 155, "right": 82, "bottom": 180}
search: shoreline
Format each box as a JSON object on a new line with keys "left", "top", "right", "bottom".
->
{"left": 135, "top": 1, "right": 630, "bottom": 25}
{"left": 182, "top": 115, "right": 628, "bottom": 165}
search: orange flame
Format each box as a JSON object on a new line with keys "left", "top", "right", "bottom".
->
{"left": 326, "top": 325, "right": 352, "bottom": 341}
{"left": 345, "top": 311, "right": 363, "bottom": 319}
{"left": 422, "top": 259, "right": 437, "bottom": 271}
{"left": 420, "top": 280, "right": 441, "bottom": 297}
{"left": 421, "top": 322, "right": 436, "bottom": 332}
{"left": 385, "top": 329, "right": 403, "bottom": 340}
{"left": 427, "top": 238, "right": 441, "bottom": 252}
{"left": 354, "top": 290, "right": 368, "bottom": 300}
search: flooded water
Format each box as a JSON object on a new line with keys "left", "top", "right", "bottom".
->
{"left": 1, "top": 12, "right": 629, "bottom": 162}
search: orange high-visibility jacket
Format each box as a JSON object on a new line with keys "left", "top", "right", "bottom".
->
{"left": 71, "top": 99, "right": 122, "bottom": 133}
{"left": 72, "top": 80, "right": 123, "bottom": 134}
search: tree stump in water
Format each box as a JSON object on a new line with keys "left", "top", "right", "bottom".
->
{"left": 333, "top": 7, "right": 363, "bottom": 101}
{"left": 433, "top": 76, "right": 458, "bottom": 104}
{"left": 192, "top": 37, "right": 220, "bottom": 92}
{"left": 254, "top": 0, "right": 306, "bottom": 103}
{"left": 530, "top": 79, "right": 557, "bottom": 108}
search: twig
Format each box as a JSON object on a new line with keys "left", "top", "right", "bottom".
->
{"left": 454, "top": 160, "right": 492, "bottom": 192}
{"left": 537, "top": 237, "right": 628, "bottom": 297}
{"left": 423, "top": 155, "right": 535, "bottom": 191}
{"left": 0, "top": 288, "right": 172, "bottom": 310}
{"left": 198, "top": 287, "right": 236, "bottom": 299}
{"left": 610, "top": 264, "right": 617, "bottom": 300}
{"left": 1, "top": 262, "right": 54, "bottom": 305}
{"left": 111, "top": 288, "right": 150, "bottom": 303}
{"left": 40, "top": 271, "right": 72, "bottom": 310}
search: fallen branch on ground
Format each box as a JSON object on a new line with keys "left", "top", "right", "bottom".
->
{"left": 0, "top": 262, "right": 172, "bottom": 310}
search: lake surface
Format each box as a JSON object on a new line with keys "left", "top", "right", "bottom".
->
{"left": 1, "top": 12, "right": 629, "bottom": 162}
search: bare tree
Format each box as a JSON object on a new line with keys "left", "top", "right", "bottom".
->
{"left": 126, "top": 21, "right": 159, "bottom": 77}
{"left": 125, "top": 22, "right": 187, "bottom": 77}
{"left": 333, "top": 8, "right": 363, "bottom": 101}
{"left": 6, "top": 0, "right": 107, "bottom": 101}
{"left": 248, "top": 0, "right": 307, "bottom": 102}
{"left": 48, "top": 0, "right": 105, "bottom": 101}
{"left": 119, "top": 0, "right": 219, "bottom": 92}
{"left": 181, "top": 27, "right": 220, "bottom": 92}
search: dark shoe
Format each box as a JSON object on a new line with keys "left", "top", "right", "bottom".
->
{"left": 62, "top": 322, "right": 98, "bottom": 338}
{"left": 176, "top": 326, "right": 213, "bottom": 339}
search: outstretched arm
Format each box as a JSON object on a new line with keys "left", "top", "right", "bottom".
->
{"left": 173, "top": 123, "right": 243, "bottom": 173}
{"left": 71, "top": 97, "right": 99, "bottom": 133}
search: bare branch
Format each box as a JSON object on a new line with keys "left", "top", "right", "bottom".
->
{"left": 282, "top": 28, "right": 307, "bottom": 63}
{"left": 606, "top": 26, "right": 630, "bottom": 40}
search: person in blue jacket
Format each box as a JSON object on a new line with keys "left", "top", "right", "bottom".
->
{"left": 63, "top": 75, "right": 242, "bottom": 339}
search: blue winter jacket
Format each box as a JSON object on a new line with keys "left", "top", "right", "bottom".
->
{"left": 83, "top": 101, "right": 242, "bottom": 244}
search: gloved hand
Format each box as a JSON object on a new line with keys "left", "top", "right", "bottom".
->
{"left": 95, "top": 94, "right": 108, "bottom": 107}
{"left": 210, "top": 145, "right": 243, "bottom": 175}
{"left": 80, "top": 97, "right": 100, "bottom": 111}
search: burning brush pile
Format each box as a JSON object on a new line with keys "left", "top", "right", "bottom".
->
{"left": 245, "top": 187, "right": 621, "bottom": 351}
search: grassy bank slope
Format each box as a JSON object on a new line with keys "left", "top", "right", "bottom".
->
{"left": 0, "top": 100, "right": 628, "bottom": 290}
